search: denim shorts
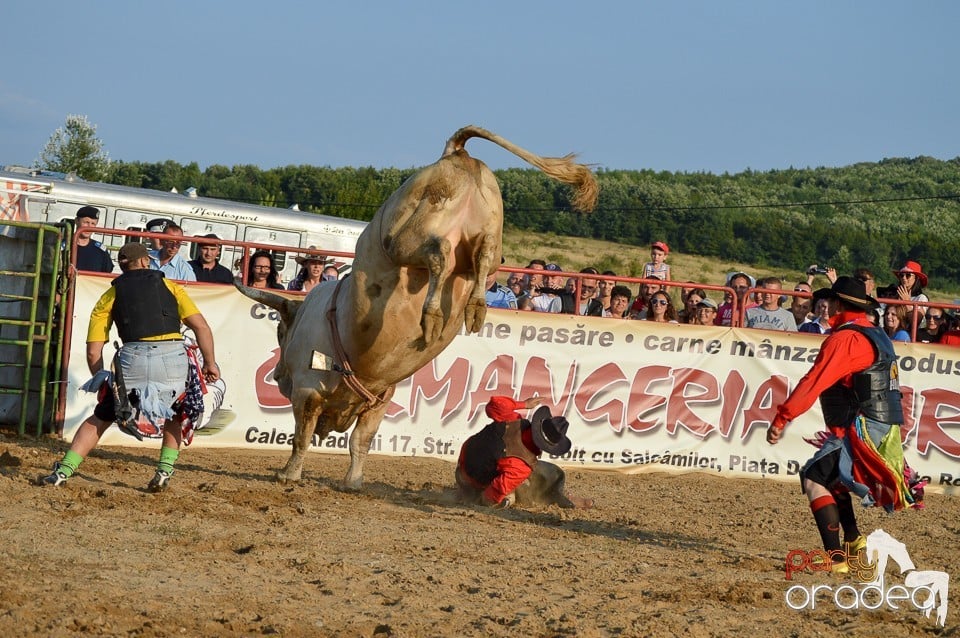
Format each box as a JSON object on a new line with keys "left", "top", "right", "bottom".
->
{"left": 94, "top": 341, "right": 188, "bottom": 427}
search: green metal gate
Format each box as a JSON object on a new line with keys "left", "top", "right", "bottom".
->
{"left": 0, "top": 219, "right": 70, "bottom": 435}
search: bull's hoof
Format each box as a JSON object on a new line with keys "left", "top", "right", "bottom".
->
{"left": 275, "top": 470, "right": 302, "bottom": 485}
{"left": 342, "top": 477, "right": 364, "bottom": 492}
{"left": 421, "top": 308, "right": 444, "bottom": 344}
{"left": 464, "top": 300, "right": 487, "bottom": 334}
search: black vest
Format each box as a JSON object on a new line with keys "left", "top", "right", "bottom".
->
{"left": 111, "top": 269, "right": 181, "bottom": 342}
{"left": 819, "top": 323, "right": 904, "bottom": 427}
{"left": 461, "top": 420, "right": 538, "bottom": 484}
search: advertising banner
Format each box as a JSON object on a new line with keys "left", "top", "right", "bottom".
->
{"left": 65, "top": 275, "right": 960, "bottom": 491}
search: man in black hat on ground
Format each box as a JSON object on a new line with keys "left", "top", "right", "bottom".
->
{"left": 74, "top": 206, "right": 113, "bottom": 273}
{"left": 455, "top": 396, "right": 593, "bottom": 509}
{"left": 189, "top": 234, "right": 234, "bottom": 284}
{"left": 766, "top": 276, "right": 923, "bottom": 574}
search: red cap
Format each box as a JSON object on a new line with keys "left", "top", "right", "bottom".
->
{"left": 485, "top": 396, "right": 527, "bottom": 422}
{"left": 651, "top": 241, "right": 669, "bottom": 254}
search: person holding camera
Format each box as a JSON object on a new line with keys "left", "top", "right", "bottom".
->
{"left": 805, "top": 264, "right": 836, "bottom": 288}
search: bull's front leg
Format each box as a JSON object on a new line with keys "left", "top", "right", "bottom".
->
{"left": 418, "top": 236, "right": 450, "bottom": 344}
{"left": 463, "top": 233, "right": 498, "bottom": 334}
{"left": 276, "top": 387, "right": 324, "bottom": 484}
{"left": 343, "top": 386, "right": 395, "bottom": 490}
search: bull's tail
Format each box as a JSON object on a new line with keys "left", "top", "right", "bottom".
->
{"left": 443, "top": 125, "right": 599, "bottom": 212}
{"left": 233, "top": 280, "right": 301, "bottom": 328}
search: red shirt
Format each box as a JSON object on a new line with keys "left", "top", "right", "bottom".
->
{"left": 940, "top": 330, "right": 960, "bottom": 347}
{"left": 773, "top": 311, "right": 876, "bottom": 435}
{"left": 457, "top": 427, "right": 541, "bottom": 505}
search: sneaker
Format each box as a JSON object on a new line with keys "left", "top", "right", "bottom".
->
{"left": 831, "top": 560, "right": 850, "bottom": 576}
{"left": 845, "top": 535, "right": 867, "bottom": 554}
{"left": 147, "top": 469, "right": 172, "bottom": 493}
{"left": 37, "top": 462, "right": 68, "bottom": 487}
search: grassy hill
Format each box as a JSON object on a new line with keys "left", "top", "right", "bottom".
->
{"left": 501, "top": 226, "right": 959, "bottom": 304}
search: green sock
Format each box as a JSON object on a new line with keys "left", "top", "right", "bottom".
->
{"left": 59, "top": 450, "right": 84, "bottom": 477}
{"left": 157, "top": 447, "right": 180, "bottom": 475}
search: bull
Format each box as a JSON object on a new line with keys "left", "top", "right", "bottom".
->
{"left": 237, "top": 125, "right": 597, "bottom": 488}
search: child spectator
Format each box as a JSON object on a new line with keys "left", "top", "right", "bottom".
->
{"left": 643, "top": 242, "right": 671, "bottom": 281}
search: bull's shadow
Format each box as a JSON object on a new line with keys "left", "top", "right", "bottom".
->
{"left": 304, "top": 473, "right": 735, "bottom": 558}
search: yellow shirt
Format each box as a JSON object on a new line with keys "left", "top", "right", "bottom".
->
{"left": 86, "top": 278, "right": 200, "bottom": 343}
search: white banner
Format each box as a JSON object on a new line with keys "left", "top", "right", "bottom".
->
{"left": 65, "top": 275, "right": 960, "bottom": 491}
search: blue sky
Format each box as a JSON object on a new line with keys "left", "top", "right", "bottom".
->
{"left": 2, "top": 2, "right": 957, "bottom": 174}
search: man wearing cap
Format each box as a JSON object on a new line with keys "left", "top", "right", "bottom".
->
{"left": 189, "top": 234, "right": 233, "bottom": 284}
{"left": 73, "top": 206, "right": 114, "bottom": 273}
{"left": 145, "top": 218, "right": 173, "bottom": 250}
{"left": 38, "top": 242, "right": 220, "bottom": 492}
{"left": 767, "top": 276, "right": 923, "bottom": 574}
{"left": 693, "top": 297, "right": 718, "bottom": 326}
{"left": 455, "top": 396, "right": 592, "bottom": 509}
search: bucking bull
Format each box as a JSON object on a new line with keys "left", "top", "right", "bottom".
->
{"left": 236, "top": 125, "right": 597, "bottom": 489}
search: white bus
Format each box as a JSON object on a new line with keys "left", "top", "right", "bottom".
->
{"left": 0, "top": 165, "right": 367, "bottom": 283}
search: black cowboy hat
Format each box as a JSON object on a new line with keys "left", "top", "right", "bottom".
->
{"left": 529, "top": 406, "right": 572, "bottom": 456}
{"left": 813, "top": 275, "right": 879, "bottom": 311}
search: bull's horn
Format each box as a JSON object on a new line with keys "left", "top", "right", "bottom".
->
{"left": 233, "top": 279, "right": 301, "bottom": 326}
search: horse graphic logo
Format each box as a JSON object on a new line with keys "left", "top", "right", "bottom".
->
{"left": 864, "top": 529, "right": 949, "bottom": 627}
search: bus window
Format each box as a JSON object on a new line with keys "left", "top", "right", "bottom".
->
{"left": 115, "top": 209, "right": 159, "bottom": 247}
{"left": 179, "top": 219, "right": 239, "bottom": 270}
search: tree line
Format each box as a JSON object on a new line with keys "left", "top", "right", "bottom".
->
{"left": 97, "top": 156, "right": 960, "bottom": 287}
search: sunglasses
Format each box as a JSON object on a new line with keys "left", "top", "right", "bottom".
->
{"left": 898, "top": 273, "right": 916, "bottom": 279}
{"left": 926, "top": 314, "right": 943, "bottom": 321}
{"left": 650, "top": 299, "right": 669, "bottom": 306}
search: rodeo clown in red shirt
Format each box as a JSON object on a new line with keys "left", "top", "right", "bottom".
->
{"left": 455, "top": 396, "right": 593, "bottom": 509}
{"left": 766, "top": 276, "right": 925, "bottom": 574}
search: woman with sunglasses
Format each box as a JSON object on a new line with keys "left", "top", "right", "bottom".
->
{"left": 916, "top": 308, "right": 947, "bottom": 344}
{"left": 643, "top": 291, "right": 678, "bottom": 323}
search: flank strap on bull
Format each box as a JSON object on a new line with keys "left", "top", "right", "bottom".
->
{"left": 326, "top": 278, "right": 386, "bottom": 408}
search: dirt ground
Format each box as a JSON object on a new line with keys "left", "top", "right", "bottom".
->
{"left": 0, "top": 432, "right": 956, "bottom": 638}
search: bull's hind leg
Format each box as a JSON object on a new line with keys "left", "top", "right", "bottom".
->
{"left": 343, "top": 386, "right": 395, "bottom": 490}
{"left": 276, "top": 387, "right": 324, "bottom": 484}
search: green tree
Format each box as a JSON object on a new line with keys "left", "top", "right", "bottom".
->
{"left": 36, "top": 114, "right": 110, "bottom": 180}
